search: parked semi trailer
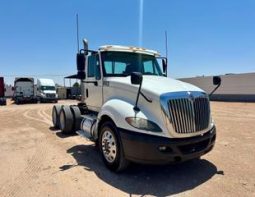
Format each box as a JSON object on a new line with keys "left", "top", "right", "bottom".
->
{"left": 0, "top": 77, "right": 6, "bottom": 105}
{"left": 13, "top": 78, "right": 36, "bottom": 104}
{"left": 52, "top": 39, "right": 220, "bottom": 172}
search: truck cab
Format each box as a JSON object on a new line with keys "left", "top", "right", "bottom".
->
{"left": 52, "top": 40, "right": 219, "bottom": 172}
{"left": 37, "top": 78, "right": 58, "bottom": 103}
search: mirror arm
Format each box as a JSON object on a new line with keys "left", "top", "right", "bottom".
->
{"left": 140, "top": 91, "right": 152, "bottom": 103}
{"left": 134, "top": 81, "right": 142, "bottom": 111}
{"left": 209, "top": 83, "right": 221, "bottom": 97}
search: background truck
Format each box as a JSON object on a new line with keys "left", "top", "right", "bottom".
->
{"left": 0, "top": 77, "right": 6, "bottom": 105}
{"left": 13, "top": 77, "right": 36, "bottom": 104}
{"left": 37, "top": 78, "right": 58, "bottom": 103}
{"left": 52, "top": 39, "right": 221, "bottom": 172}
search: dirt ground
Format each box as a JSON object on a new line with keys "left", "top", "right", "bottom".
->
{"left": 0, "top": 100, "right": 254, "bottom": 197}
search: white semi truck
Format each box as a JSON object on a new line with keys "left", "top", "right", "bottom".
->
{"left": 52, "top": 39, "right": 220, "bottom": 172}
{"left": 37, "top": 78, "right": 58, "bottom": 103}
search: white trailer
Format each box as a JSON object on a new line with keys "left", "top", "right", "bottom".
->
{"left": 37, "top": 78, "right": 58, "bottom": 103}
{"left": 52, "top": 39, "right": 220, "bottom": 172}
{"left": 13, "top": 78, "right": 36, "bottom": 104}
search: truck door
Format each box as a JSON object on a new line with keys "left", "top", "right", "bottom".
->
{"left": 84, "top": 53, "right": 103, "bottom": 111}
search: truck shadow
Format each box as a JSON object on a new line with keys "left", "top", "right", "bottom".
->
{"left": 61, "top": 144, "right": 223, "bottom": 196}
{"left": 55, "top": 131, "right": 77, "bottom": 138}
{"left": 49, "top": 127, "right": 77, "bottom": 138}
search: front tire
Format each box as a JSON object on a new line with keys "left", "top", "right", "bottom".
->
{"left": 99, "top": 121, "right": 129, "bottom": 172}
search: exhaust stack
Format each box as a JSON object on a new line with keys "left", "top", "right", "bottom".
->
{"left": 83, "top": 39, "right": 88, "bottom": 55}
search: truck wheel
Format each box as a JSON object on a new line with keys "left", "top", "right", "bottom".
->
{"left": 52, "top": 105, "right": 62, "bottom": 129}
{"left": 99, "top": 121, "right": 129, "bottom": 172}
{"left": 70, "top": 106, "right": 82, "bottom": 131}
{"left": 59, "top": 106, "right": 74, "bottom": 134}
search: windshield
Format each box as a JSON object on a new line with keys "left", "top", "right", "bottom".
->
{"left": 41, "top": 86, "right": 55, "bottom": 91}
{"left": 101, "top": 52, "right": 163, "bottom": 77}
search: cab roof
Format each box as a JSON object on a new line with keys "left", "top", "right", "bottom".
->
{"left": 99, "top": 45, "right": 160, "bottom": 56}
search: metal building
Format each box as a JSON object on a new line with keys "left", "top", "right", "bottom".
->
{"left": 179, "top": 72, "right": 255, "bottom": 102}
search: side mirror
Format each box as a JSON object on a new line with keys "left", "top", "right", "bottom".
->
{"left": 76, "top": 53, "right": 85, "bottom": 71}
{"left": 162, "top": 59, "right": 167, "bottom": 74}
{"left": 131, "top": 72, "right": 143, "bottom": 85}
{"left": 76, "top": 53, "right": 86, "bottom": 79}
{"left": 213, "top": 76, "right": 221, "bottom": 86}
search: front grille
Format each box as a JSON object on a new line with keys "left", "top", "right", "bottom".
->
{"left": 168, "top": 97, "right": 210, "bottom": 134}
{"left": 46, "top": 93, "right": 55, "bottom": 98}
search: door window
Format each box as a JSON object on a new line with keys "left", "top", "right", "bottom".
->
{"left": 88, "top": 55, "right": 101, "bottom": 79}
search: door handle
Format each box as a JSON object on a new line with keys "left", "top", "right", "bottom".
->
{"left": 86, "top": 89, "right": 88, "bottom": 97}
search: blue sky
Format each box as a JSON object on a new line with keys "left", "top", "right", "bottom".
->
{"left": 0, "top": 0, "right": 255, "bottom": 85}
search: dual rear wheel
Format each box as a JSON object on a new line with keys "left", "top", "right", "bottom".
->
{"left": 52, "top": 105, "right": 81, "bottom": 134}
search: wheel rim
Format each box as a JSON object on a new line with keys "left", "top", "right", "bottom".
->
{"left": 101, "top": 130, "right": 117, "bottom": 163}
{"left": 53, "top": 108, "right": 57, "bottom": 126}
{"left": 60, "top": 111, "right": 65, "bottom": 130}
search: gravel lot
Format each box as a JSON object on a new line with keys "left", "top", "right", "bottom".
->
{"left": 0, "top": 100, "right": 254, "bottom": 197}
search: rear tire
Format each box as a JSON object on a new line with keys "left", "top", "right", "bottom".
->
{"left": 59, "top": 106, "right": 74, "bottom": 134}
{"left": 70, "top": 106, "right": 82, "bottom": 131}
{"left": 99, "top": 121, "right": 129, "bottom": 172}
{"left": 52, "top": 105, "right": 62, "bottom": 129}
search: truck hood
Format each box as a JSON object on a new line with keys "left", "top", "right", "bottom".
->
{"left": 106, "top": 75, "right": 204, "bottom": 99}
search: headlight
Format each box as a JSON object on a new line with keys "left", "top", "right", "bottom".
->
{"left": 125, "top": 117, "right": 162, "bottom": 132}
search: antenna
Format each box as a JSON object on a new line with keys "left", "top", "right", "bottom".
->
{"left": 165, "top": 30, "right": 168, "bottom": 59}
{"left": 76, "top": 14, "right": 80, "bottom": 53}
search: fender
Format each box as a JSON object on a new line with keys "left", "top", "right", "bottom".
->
{"left": 94, "top": 98, "right": 166, "bottom": 140}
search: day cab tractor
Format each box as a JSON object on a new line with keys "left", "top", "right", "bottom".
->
{"left": 52, "top": 39, "right": 221, "bottom": 172}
